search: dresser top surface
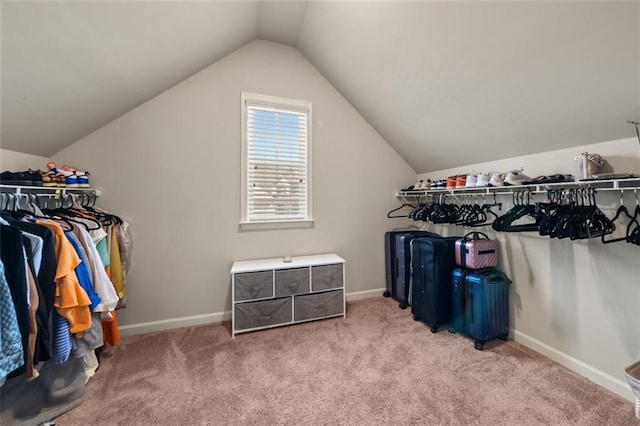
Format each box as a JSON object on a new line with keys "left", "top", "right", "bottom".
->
{"left": 231, "top": 253, "right": 344, "bottom": 273}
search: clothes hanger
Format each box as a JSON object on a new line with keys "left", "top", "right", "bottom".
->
{"left": 419, "top": 194, "right": 445, "bottom": 222}
{"left": 538, "top": 189, "right": 563, "bottom": 236}
{"left": 430, "top": 195, "right": 459, "bottom": 224}
{"left": 411, "top": 201, "right": 432, "bottom": 222}
{"left": 43, "top": 207, "right": 102, "bottom": 231}
{"left": 453, "top": 196, "right": 473, "bottom": 225}
{"left": 455, "top": 195, "right": 488, "bottom": 227}
{"left": 82, "top": 206, "right": 115, "bottom": 225}
{"left": 12, "top": 207, "right": 75, "bottom": 232}
{"left": 387, "top": 202, "right": 416, "bottom": 219}
{"left": 549, "top": 189, "right": 594, "bottom": 239}
{"left": 59, "top": 207, "right": 103, "bottom": 230}
{"left": 565, "top": 188, "right": 613, "bottom": 240}
{"left": 11, "top": 192, "right": 75, "bottom": 231}
{"left": 465, "top": 201, "right": 502, "bottom": 228}
{"left": 554, "top": 188, "right": 587, "bottom": 239}
{"left": 467, "top": 193, "right": 502, "bottom": 228}
{"left": 625, "top": 188, "right": 640, "bottom": 245}
{"left": 601, "top": 190, "right": 635, "bottom": 244}
{"left": 493, "top": 191, "right": 540, "bottom": 232}
{"left": 1, "top": 193, "right": 11, "bottom": 211}
{"left": 554, "top": 189, "right": 585, "bottom": 239}
{"left": 419, "top": 194, "right": 442, "bottom": 222}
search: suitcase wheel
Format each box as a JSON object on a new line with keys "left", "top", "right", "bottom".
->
{"left": 499, "top": 333, "right": 508, "bottom": 341}
{"left": 383, "top": 291, "right": 391, "bottom": 298}
{"left": 447, "top": 326, "right": 456, "bottom": 334}
{"left": 413, "top": 315, "right": 420, "bottom": 321}
{"left": 474, "top": 341, "right": 485, "bottom": 351}
{"left": 399, "top": 302, "right": 407, "bottom": 310}
{"left": 430, "top": 325, "right": 438, "bottom": 334}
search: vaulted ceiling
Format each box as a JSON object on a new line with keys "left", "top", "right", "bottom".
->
{"left": 2, "top": 1, "right": 639, "bottom": 173}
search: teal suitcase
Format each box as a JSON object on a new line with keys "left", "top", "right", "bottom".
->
{"left": 449, "top": 268, "right": 510, "bottom": 350}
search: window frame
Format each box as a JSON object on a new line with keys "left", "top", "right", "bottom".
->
{"left": 240, "top": 92, "right": 314, "bottom": 230}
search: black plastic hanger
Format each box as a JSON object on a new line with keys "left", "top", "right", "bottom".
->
{"left": 387, "top": 202, "right": 415, "bottom": 218}
{"left": 602, "top": 191, "right": 635, "bottom": 244}
{"left": 493, "top": 191, "right": 540, "bottom": 232}
{"left": 625, "top": 190, "right": 640, "bottom": 245}
{"left": 564, "top": 189, "right": 613, "bottom": 240}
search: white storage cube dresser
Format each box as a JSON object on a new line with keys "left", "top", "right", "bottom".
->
{"left": 231, "top": 254, "right": 345, "bottom": 337}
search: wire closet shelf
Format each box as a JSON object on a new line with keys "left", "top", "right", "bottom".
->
{"left": 396, "top": 178, "right": 640, "bottom": 202}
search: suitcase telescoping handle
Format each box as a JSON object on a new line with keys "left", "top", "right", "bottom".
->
{"left": 479, "top": 268, "right": 513, "bottom": 285}
{"left": 463, "top": 231, "right": 491, "bottom": 241}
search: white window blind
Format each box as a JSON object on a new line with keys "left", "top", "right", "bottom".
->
{"left": 245, "top": 97, "right": 310, "bottom": 223}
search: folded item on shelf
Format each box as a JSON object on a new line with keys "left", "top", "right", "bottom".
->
{"left": 522, "top": 174, "right": 572, "bottom": 185}
{"left": 579, "top": 172, "right": 638, "bottom": 181}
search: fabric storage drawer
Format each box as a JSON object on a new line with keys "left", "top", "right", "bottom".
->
{"left": 234, "top": 271, "right": 273, "bottom": 302}
{"left": 294, "top": 289, "right": 344, "bottom": 322}
{"left": 231, "top": 254, "right": 345, "bottom": 336}
{"left": 275, "top": 268, "right": 310, "bottom": 297}
{"left": 312, "top": 264, "right": 343, "bottom": 291}
{"left": 234, "top": 297, "right": 292, "bottom": 331}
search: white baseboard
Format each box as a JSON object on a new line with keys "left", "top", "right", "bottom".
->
{"left": 514, "top": 330, "right": 634, "bottom": 402}
{"left": 119, "top": 288, "right": 386, "bottom": 337}
{"left": 119, "top": 311, "right": 231, "bottom": 337}
{"left": 345, "top": 288, "right": 386, "bottom": 301}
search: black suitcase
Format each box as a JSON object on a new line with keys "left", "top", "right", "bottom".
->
{"left": 384, "top": 230, "right": 440, "bottom": 309}
{"left": 410, "top": 237, "right": 458, "bottom": 333}
{"left": 450, "top": 268, "right": 510, "bottom": 350}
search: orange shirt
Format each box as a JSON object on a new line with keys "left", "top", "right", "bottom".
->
{"left": 37, "top": 221, "right": 92, "bottom": 335}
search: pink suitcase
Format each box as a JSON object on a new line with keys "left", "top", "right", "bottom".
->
{"left": 455, "top": 232, "right": 499, "bottom": 270}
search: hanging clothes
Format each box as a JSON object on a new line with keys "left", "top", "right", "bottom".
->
{"left": 65, "top": 233, "right": 102, "bottom": 312}
{"left": 108, "top": 224, "right": 124, "bottom": 300}
{"left": 24, "top": 264, "right": 39, "bottom": 380}
{"left": 0, "top": 189, "right": 129, "bottom": 381}
{"left": 0, "top": 260, "right": 24, "bottom": 386}
{"left": 0, "top": 224, "right": 30, "bottom": 378}
{"left": 70, "top": 223, "right": 119, "bottom": 315}
{"left": 4, "top": 218, "right": 58, "bottom": 366}
{"left": 36, "top": 220, "right": 92, "bottom": 336}
{"left": 0, "top": 187, "right": 130, "bottom": 425}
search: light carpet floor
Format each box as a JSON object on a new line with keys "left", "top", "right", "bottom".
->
{"left": 56, "top": 297, "right": 637, "bottom": 425}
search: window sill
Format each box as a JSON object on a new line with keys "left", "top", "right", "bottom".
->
{"left": 239, "top": 219, "right": 315, "bottom": 231}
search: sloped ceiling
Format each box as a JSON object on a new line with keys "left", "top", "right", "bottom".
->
{"left": 2, "top": 1, "right": 639, "bottom": 173}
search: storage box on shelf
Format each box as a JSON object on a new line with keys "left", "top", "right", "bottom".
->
{"left": 230, "top": 253, "right": 345, "bottom": 337}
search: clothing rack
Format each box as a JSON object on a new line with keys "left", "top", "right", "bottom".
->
{"left": 396, "top": 178, "right": 640, "bottom": 201}
{"left": 390, "top": 177, "right": 640, "bottom": 244}
{"left": 0, "top": 182, "right": 131, "bottom": 424}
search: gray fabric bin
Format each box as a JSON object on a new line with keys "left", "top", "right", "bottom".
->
{"left": 234, "top": 297, "right": 292, "bottom": 331}
{"left": 294, "top": 289, "right": 344, "bottom": 322}
{"left": 311, "top": 263, "right": 343, "bottom": 291}
{"left": 234, "top": 271, "right": 273, "bottom": 302}
{"left": 275, "top": 267, "right": 310, "bottom": 296}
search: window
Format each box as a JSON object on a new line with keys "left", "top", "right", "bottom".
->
{"left": 241, "top": 92, "right": 313, "bottom": 229}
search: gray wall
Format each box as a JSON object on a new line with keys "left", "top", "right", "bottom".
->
{"left": 54, "top": 40, "right": 416, "bottom": 327}
{"left": 0, "top": 149, "right": 48, "bottom": 171}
